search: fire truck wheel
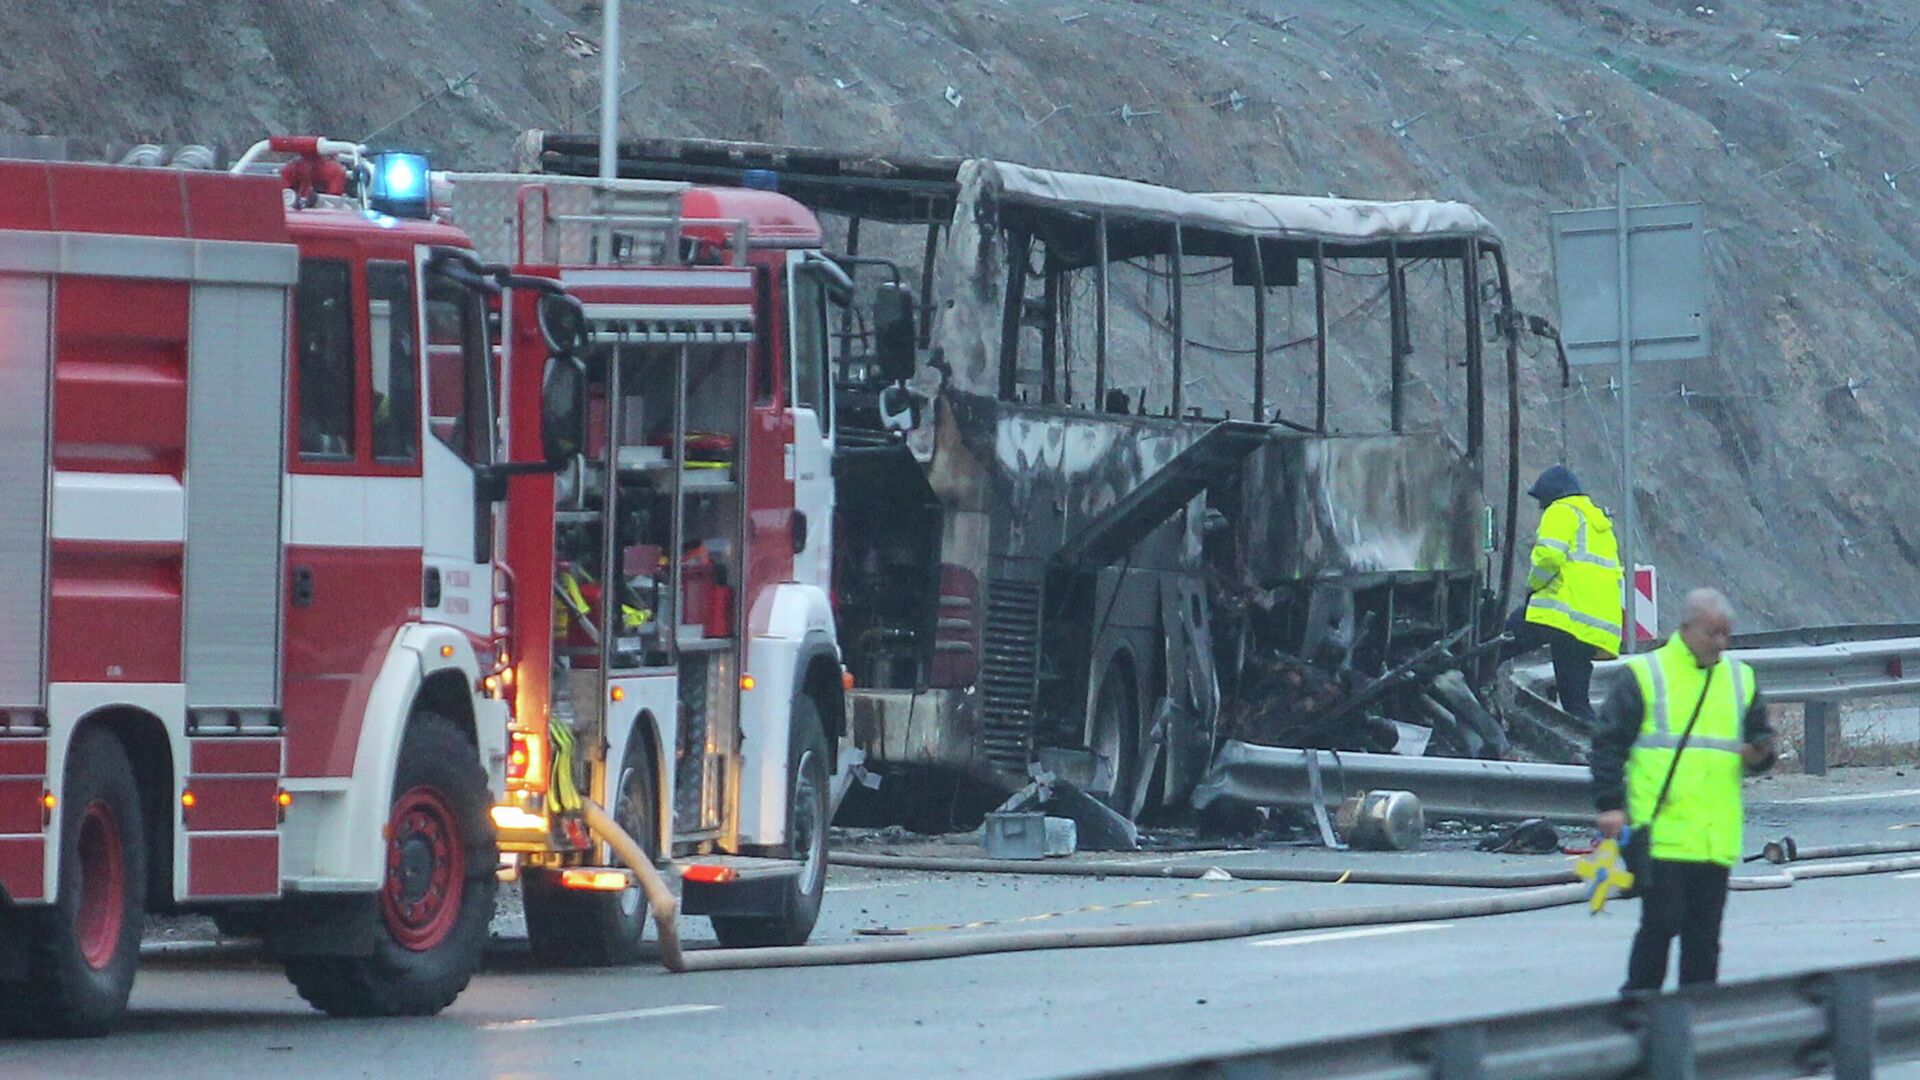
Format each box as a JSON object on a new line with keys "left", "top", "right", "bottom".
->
{"left": 0, "top": 726, "right": 148, "bottom": 1038}
{"left": 283, "top": 712, "right": 496, "bottom": 1017}
{"left": 711, "top": 698, "right": 829, "bottom": 948}
{"left": 522, "top": 743, "right": 660, "bottom": 966}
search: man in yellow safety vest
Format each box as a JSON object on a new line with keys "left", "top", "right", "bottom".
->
{"left": 1591, "top": 587, "right": 1776, "bottom": 994}
{"left": 1500, "top": 465, "right": 1623, "bottom": 728}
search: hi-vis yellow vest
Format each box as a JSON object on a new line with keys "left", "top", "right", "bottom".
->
{"left": 1524, "top": 495, "right": 1623, "bottom": 657}
{"left": 1624, "top": 635, "right": 1755, "bottom": 867}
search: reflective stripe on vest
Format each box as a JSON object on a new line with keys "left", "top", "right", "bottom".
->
{"left": 1623, "top": 638, "right": 1754, "bottom": 866}
{"left": 1564, "top": 504, "right": 1620, "bottom": 569}
{"left": 1529, "top": 595, "right": 1621, "bottom": 635}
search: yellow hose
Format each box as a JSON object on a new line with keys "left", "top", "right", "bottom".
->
{"left": 579, "top": 797, "right": 686, "bottom": 972}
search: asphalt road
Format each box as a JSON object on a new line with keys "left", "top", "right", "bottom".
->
{"left": 5, "top": 769, "right": 1918, "bottom": 1079}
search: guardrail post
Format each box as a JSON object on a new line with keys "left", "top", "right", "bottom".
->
{"left": 1804, "top": 701, "right": 1838, "bottom": 777}
{"left": 1428, "top": 1025, "right": 1487, "bottom": 1080}
{"left": 1824, "top": 972, "right": 1876, "bottom": 1079}
{"left": 1645, "top": 998, "right": 1696, "bottom": 1080}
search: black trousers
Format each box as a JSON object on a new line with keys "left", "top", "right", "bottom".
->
{"left": 1624, "top": 859, "right": 1731, "bottom": 992}
{"left": 1499, "top": 608, "right": 1599, "bottom": 728}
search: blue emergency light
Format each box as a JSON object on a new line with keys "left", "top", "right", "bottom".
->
{"left": 367, "top": 151, "right": 431, "bottom": 218}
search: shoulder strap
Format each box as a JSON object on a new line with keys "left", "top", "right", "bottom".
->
{"left": 1648, "top": 663, "right": 1716, "bottom": 826}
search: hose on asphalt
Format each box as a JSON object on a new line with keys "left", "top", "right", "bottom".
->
{"left": 1730, "top": 852, "right": 1920, "bottom": 890}
{"left": 582, "top": 819, "right": 1920, "bottom": 976}
{"left": 673, "top": 882, "right": 1593, "bottom": 973}
{"left": 682, "top": 852, "right": 1920, "bottom": 974}
{"left": 830, "top": 850, "right": 1579, "bottom": 888}
{"left": 581, "top": 797, "right": 687, "bottom": 972}
{"left": 1746, "top": 836, "right": 1920, "bottom": 865}
{"left": 1770, "top": 852, "right": 1920, "bottom": 880}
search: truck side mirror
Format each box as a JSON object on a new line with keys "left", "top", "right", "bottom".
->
{"left": 873, "top": 282, "right": 917, "bottom": 384}
{"left": 541, "top": 354, "right": 587, "bottom": 466}
{"left": 537, "top": 292, "right": 590, "bottom": 356}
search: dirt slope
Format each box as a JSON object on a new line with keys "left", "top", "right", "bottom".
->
{"left": 4, "top": 0, "right": 1918, "bottom": 629}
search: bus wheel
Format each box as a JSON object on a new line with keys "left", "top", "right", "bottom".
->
{"left": 1090, "top": 661, "right": 1140, "bottom": 816}
{"left": 284, "top": 712, "right": 495, "bottom": 1017}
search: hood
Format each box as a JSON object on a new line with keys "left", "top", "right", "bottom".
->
{"left": 1527, "top": 465, "right": 1582, "bottom": 505}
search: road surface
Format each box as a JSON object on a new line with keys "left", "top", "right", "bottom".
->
{"left": 4, "top": 768, "right": 1918, "bottom": 1079}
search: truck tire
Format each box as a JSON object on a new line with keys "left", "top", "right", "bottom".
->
{"left": 1090, "top": 662, "right": 1140, "bottom": 815}
{"left": 283, "top": 711, "right": 495, "bottom": 1017}
{"left": 0, "top": 726, "right": 148, "bottom": 1038}
{"left": 711, "top": 698, "right": 829, "bottom": 948}
{"left": 523, "top": 742, "right": 659, "bottom": 966}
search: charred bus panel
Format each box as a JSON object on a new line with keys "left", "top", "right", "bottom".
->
{"left": 531, "top": 135, "right": 1524, "bottom": 820}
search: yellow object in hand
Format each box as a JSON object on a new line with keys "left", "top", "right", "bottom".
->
{"left": 1574, "top": 834, "right": 1636, "bottom": 914}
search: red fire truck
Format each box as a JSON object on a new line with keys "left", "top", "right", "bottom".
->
{"left": 435, "top": 171, "right": 874, "bottom": 963}
{"left": 0, "top": 138, "right": 863, "bottom": 1036}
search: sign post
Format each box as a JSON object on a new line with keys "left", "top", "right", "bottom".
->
{"left": 1613, "top": 167, "right": 1635, "bottom": 652}
{"left": 1548, "top": 175, "right": 1710, "bottom": 653}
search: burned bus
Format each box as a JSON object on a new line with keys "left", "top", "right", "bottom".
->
{"left": 530, "top": 136, "right": 1525, "bottom": 820}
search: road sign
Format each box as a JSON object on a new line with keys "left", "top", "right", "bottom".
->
{"left": 1547, "top": 172, "right": 1712, "bottom": 653}
{"left": 1548, "top": 200, "right": 1710, "bottom": 365}
{"left": 1629, "top": 564, "right": 1657, "bottom": 644}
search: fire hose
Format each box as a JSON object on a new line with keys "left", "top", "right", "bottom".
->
{"left": 829, "top": 851, "right": 1579, "bottom": 888}
{"left": 1745, "top": 835, "right": 1920, "bottom": 865}
{"left": 578, "top": 807, "right": 1920, "bottom": 975}
{"left": 579, "top": 798, "right": 685, "bottom": 972}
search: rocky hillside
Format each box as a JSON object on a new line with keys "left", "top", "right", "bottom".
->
{"left": 5, "top": 0, "right": 1918, "bottom": 629}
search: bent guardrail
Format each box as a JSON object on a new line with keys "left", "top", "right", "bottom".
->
{"left": 1192, "top": 740, "right": 1594, "bottom": 822}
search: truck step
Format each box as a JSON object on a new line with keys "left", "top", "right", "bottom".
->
{"left": 677, "top": 855, "right": 807, "bottom": 919}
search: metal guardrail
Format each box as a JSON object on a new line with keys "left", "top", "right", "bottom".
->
{"left": 1515, "top": 636, "right": 1920, "bottom": 709}
{"left": 1191, "top": 741, "right": 1593, "bottom": 822}
{"left": 1203, "top": 627, "right": 1920, "bottom": 820}
{"left": 1726, "top": 637, "right": 1920, "bottom": 704}
{"left": 1514, "top": 630, "right": 1920, "bottom": 777}
{"left": 1088, "top": 953, "right": 1920, "bottom": 1079}
{"left": 1732, "top": 623, "right": 1920, "bottom": 649}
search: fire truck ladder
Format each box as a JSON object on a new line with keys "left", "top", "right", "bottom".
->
{"left": 438, "top": 171, "right": 750, "bottom": 269}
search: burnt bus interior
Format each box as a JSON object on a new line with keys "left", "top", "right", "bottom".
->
{"left": 536, "top": 135, "right": 1525, "bottom": 813}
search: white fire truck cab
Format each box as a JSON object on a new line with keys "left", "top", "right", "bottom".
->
{"left": 438, "top": 172, "right": 878, "bottom": 961}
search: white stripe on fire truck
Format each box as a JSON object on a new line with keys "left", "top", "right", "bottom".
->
{"left": 0, "top": 229, "right": 298, "bottom": 286}
{"left": 283, "top": 474, "right": 425, "bottom": 548}
{"left": 577, "top": 303, "right": 755, "bottom": 324}
{"left": 51, "top": 472, "right": 185, "bottom": 544}
{"left": 560, "top": 268, "right": 749, "bottom": 289}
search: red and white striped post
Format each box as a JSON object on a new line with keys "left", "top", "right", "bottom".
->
{"left": 1627, "top": 564, "right": 1657, "bottom": 645}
